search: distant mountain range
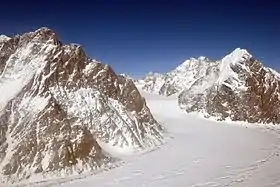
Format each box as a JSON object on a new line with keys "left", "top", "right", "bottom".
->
{"left": 1, "top": 26, "right": 280, "bottom": 185}
{"left": 135, "top": 48, "right": 280, "bottom": 124}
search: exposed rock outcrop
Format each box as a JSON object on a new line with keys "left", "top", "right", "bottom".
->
{"left": 179, "top": 51, "right": 280, "bottom": 124}
{"left": 0, "top": 27, "right": 163, "bottom": 184}
{"left": 137, "top": 48, "right": 280, "bottom": 124}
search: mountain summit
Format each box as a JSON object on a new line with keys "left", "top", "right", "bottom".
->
{"left": 136, "top": 48, "right": 252, "bottom": 96}
{"left": 136, "top": 48, "right": 280, "bottom": 124}
{"left": 0, "top": 27, "right": 164, "bottom": 184}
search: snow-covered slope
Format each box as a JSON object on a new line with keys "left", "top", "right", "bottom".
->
{"left": 136, "top": 48, "right": 280, "bottom": 124}
{"left": 179, "top": 48, "right": 280, "bottom": 124}
{"left": 0, "top": 35, "right": 11, "bottom": 43}
{"left": 54, "top": 90, "right": 280, "bottom": 187}
{"left": 136, "top": 48, "right": 252, "bottom": 96}
{"left": 135, "top": 72, "right": 166, "bottom": 94}
{"left": 0, "top": 28, "right": 164, "bottom": 185}
{"left": 158, "top": 56, "right": 215, "bottom": 96}
{"left": 135, "top": 56, "right": 214, "bottom": 96}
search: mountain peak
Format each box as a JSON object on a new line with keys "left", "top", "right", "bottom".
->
{"left": 198, "top": 56, "right": 207, "bottom": 61}
{"left": 34, "top": 26, "right": 54, "bottom": 33}
{"left": 0, "top": 34, "right": 11, "bottom": 42}
{"left": 0, "top": 28, "right": 164, "bottom": 184}
{"left": 22, "top": 27, "right": 62, "bottom": 45}
{"left": 231, "top": 48, "right": 251, "bottom": 56}
{"left": 175, "top": 56, "right": 209, "bottom": 72}
{"left": 187, "top": 56, "right": 208, "bottom": 61}
{"left": 222, "top": 48, "right": 252, "bottom": 64}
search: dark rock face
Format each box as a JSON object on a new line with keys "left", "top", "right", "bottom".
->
{"left": 0, "top": 28, "right": 163, "bottom": 183}
{"left": 136, "top": 47, "right": 280, "bottom": 125}
{"left": 179, "top": 56, "right": 280, "bottom": 124}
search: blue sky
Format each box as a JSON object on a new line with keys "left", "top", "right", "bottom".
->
{"left": 0, "top": 0, "right": 280, "bottom": 77}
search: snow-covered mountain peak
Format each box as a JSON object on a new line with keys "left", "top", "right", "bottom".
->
{"left": 34, "top": 26, "right": 52, "bottom": 32}
{"left": 0, "top": 34, "right": 11, "bottom": 42}
{"left": 18, "top": 26, "right": 62, "bottom": 47}
{"left": 136, "top": 48, "right": 255, "bottom": 96}
{"left": 146, "top": 71, "right": 162, "bottom": 76}
{"left": 136, "top": 46, "right": 280, "bottom": 125}
{"left": 198, "top": 56, "right": 207, "bottom": 61}
{"left": 0, "top": 27, "right": 164, "bottom": 184}
{"left": 32, "top": 27, "right": 58, "bottom": 37}
{"left": 178, "top": 48, "right": 280, "bottom": 124}
{"left": 175, "top": 56, "right": 209, "bottom": 72}
{"left": 216, "top": 48, "right": 252, "bottom": 86}
{"left": 221, "top": 48, "right": 252, "bottom": 64}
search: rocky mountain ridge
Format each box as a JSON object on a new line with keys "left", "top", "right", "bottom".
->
{"left": 136, "top": 48, "right": 280, "bottom": 124}
{"left": 0, "top": 27, "right": 164, "bottom": 184}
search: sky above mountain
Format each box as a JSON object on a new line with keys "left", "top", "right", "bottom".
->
{"left": 0, "top": 0, "right": 279, "bottom": 77}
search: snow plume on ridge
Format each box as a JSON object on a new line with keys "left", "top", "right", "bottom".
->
{"left": 0, "top": 27, "right": 164, "bottom": 184}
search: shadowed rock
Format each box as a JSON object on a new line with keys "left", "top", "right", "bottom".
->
{"left": 0, "top": 27, "right": 163, "bottom": 184}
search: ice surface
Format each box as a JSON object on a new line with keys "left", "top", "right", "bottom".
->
{"left": 24, "top": 89, "right": 280, "bottom": 187}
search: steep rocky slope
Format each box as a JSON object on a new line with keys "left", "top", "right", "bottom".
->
{"left": 179, "top": 49, "right": 280, "bottom": 124}
{"left": 137, "top": 48, "right": 280, "bottom": 124}
{"left": 0, "top": 28, "right": 163, "bottom": 184}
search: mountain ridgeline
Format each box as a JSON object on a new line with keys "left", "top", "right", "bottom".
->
{"left": 0, "top": 28, "right": 164, "bottom": 184}
{"left": 136, "top": 48, "right": 280, "bottom": 124}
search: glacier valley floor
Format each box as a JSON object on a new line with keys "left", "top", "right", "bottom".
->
{"left": 23, "top": 91, "right": 280, "bottom": 186}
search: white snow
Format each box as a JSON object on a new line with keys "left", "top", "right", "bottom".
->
{"left": 97, "top": 139, "right": 138, "bottom": 157}
{"left": 0, "top": 42, "right": 55, "bottom": 110}
{"left": 0, "top": 34, "right": 11, "bottom": 43}
{"left": 136, "top": 72, "right": 166, "bottom": 94}
{"left": 18, "top": 95, "right": 50, "bottom": 114}
{"left": 217, "top": 48, "right": 251, "bottom": 85}
{"left": 0, "top": 131, "right": 17, "bottom": 171}
{"left": 267, "top": 67, "right": 280, "bottom": 79}
{"left": 221, "top": 48, "right": 251, "bottom": 65}
{"left": 44, "top": 90, "right": 280, "bottom": 187}
{"left": 83, "top": 61, "right": 98, "bottom": 76}
{"left": 41, "top": 149, "right": 52, "bottom": 171}
{"left": 136, "top": 48, "right": 254, "bottom": 96}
